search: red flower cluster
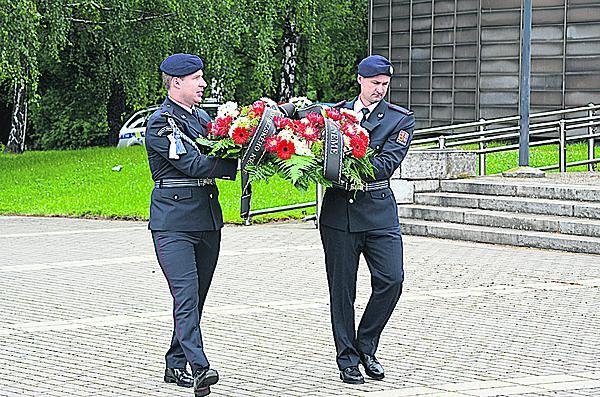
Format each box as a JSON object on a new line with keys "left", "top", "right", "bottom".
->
{"left": 264, "top": 106, "right": 370, "bottom": 161}
{"left": 207, "top": 100, "right": 269, "bottom": 146}
{"left": 204, "top": 100, "right": 370, "bottom": 169}
{"left": 208, "top": 115, "right": 233, "bottom": 137}
{"left": 248, "top": 101, "right": 266, "bottom": 119}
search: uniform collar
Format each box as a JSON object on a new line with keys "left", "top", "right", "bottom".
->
{"left": 162, "top": 97, "right": 205, "bottom": 137}
{"left": 168, "top": 96, "right": 194, "bottom": 114}
{"left": 353, "top": 98, "right": 379, "bottom": 115}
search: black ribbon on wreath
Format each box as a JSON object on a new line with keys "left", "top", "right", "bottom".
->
{"left": 240, "top": 106, "right": 290, "bottom": 220}
{"left": 239, "top": 101, "right": 344, "bottom": 221}
{"left": 323, "top": 118, "right": 343, "bottom": 184}
{"left": 296, "top": 104, "right": 344, "bottom": 184}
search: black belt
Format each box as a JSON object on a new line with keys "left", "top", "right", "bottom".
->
{"left": 154, "top": 178, "right": 215, "bottom": 188}
{"left": 331, "top": 180, "right": 390, "bottom": 192}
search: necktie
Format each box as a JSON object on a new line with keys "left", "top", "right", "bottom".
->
{"left": 360, "top": 107, "right": 370, "bottom": 127}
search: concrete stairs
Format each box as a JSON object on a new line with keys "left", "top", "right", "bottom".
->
{"left": 398, "top": 177, "right": 600, "bottom": 254}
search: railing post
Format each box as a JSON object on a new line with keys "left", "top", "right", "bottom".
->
{"left": 588, "top": 103, "right": 596, "bottom": 171}
{"left": 438, "top": 135, "right": 446, "bottom": 149}
{"left": 478, "top": 118, "right": 486, "bottom": 176}
{"left": 559, "top": 119, "right": 567, "bottom": 172}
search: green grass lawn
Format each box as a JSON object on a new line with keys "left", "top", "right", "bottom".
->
{"left": 1, "top": 142, "right": 597, "bottom": 223}
{"left": 479, "top": 141, "right": 599, "bottom": 175}
{"left": 0, "top": 146, "right": 316, "bottom": 224}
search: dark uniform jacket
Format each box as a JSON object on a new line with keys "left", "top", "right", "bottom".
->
{"left": 319, "top": 98, "right": 415, "bottom": 232}
{"left": 145, "top": 97, "right": 237, "bottom": 232}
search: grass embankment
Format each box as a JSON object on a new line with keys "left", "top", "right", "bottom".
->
{"left": 0, "top": 146, "right": 316, "bottom": 224}
{"left": 0, "top": 143, "right": 597, "bottom": 222}
{"left": 478, "top": 141, "right": 599, "bottom": 174}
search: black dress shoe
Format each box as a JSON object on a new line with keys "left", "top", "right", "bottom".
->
{"left": 164, "top": 367, "right": 194, "bottom": 388}
{"left": 194, "top": 368, "right": 219, "bottom": 397}
{"left": 360, "top": 353, "right": 385, "bottom": 380}
{"left": 340, "top": 366, "right": 365, "bottom": 384}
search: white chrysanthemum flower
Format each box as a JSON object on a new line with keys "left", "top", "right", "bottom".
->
{"left": 278, "top": 128, "right": 295, "bottom": 141}
{"left": 292, "top": 136, "right": 313, "bottom": 156}
{"left": 340, "top": 108, "right": 359, "bottom": 118}
{"left": 218, "top": 101, "right": 239, "bottom": 118}
{"left": 259, "top": 97, "right": 278, "bottom": 108}
{"left": 289, "top": 96, "right": 313, "bottom": 109}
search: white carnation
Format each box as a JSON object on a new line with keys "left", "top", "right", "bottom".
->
{"left": 218, "top": 101, "right": 239, "bottom": 118}
{"left": 289, "top": 96, "right": 313, "bottom": 109}
{"left": 259, "top": 97, "right": 278, "bottom": 108}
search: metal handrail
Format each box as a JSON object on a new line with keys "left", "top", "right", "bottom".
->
{"left": 414, "top": 113, "right": 600, "bottom": 146}
{"left": 412, "top": 103, "right": 600, "bottom": 175}
{"left": 415, "top": 103, "right": 600, "bottom": 135}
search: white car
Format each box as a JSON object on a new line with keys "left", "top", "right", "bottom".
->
{"left": 117, "top": 100, "right": 219, "bottom": 148}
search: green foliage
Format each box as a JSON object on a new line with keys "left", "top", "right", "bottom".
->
{"left": 246, "top": 161, "right": 278, "bottom": 183}
{"left": 2, "top": 0, "right": 368, "bottom": 150}
{"left": 273, "top": 154, "right": 325, "bottom": 191}
{"left": 247, "top": 153, "right": 327, "bottom": 192}
{"left": 28, "top": 75, "right": 109, "bottom": 149}
{"left": 342, "top": 147, "right": 376, "bottom": 189}
{"left": 196, "top": 135, "right": 242, "bottom": 158}
{"left": 0, "top": 0, "right": 69, "bottom": 89}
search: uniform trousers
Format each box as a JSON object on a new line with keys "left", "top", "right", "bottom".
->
{"left": 152, "top": 230, "right": 221, "bottom": 373}
{"left": 319, "top": 224, "right": 404, "bottom": 370}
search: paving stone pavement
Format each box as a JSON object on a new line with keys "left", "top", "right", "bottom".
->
{"left": 0, "top": 215, "right": 599, "bottom": 397}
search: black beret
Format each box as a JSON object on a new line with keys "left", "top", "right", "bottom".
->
{"left": 159, "top": 53, "right": 204, "bottom": 77}
{"left": 358, "top": 55, "right": 394, "bottom": 77}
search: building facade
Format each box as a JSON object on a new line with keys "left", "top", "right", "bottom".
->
{"left": 370, "top": 0, "right": 600, "bottom": 128}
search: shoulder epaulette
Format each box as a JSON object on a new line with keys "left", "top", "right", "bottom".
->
{"left": 388, "top": 103, "right": 413, "bottom": 116}
{"left": 333, "top": 100, "right": 347, "bottom": 108}
{"left": 160, "top": 102, "right": 175, "bottom": 117}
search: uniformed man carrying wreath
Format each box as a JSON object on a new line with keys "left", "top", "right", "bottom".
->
{"left": 319, "top": 54, "right": 415, "bottom": 384}
{"left": 145, "top": 53, "right": 237, "bottom": 397}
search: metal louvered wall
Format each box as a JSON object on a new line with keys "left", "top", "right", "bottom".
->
{"left": 369, "top": 0, "right": 600, "bottom": 128}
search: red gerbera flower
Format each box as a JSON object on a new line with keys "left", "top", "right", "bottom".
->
{"left": 357, "top": 131, "right": 369, "bottom": 145}
{"left": 350, "top": 135, "right": 368, "bottom": 158}
{"left": 342, "top": 112, "right": 358, "bottom": 124}
{"left": 276, "top": 139, "right": 296, "bottom": 160}
{"left": 341, "top": 122, "right": 357, "bottom": 137}
{"left": 231, "top": 126, "right": 251, "bottom": 145}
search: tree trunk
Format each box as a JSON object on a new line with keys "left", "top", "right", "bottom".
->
{"left": 279, "top": 16, "right": 299, "bottom": 101}
{"left": 107, "top": 80, "right": 126, "bottom": 146}
{"left": 4, "top": 78, "right": 28, "bottom": 154}
{"left": 296, "top": 35, "right": 308, "bottom": 96}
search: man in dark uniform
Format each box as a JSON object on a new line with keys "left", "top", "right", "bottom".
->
{"left": 319, "top": 54, "right": 415, "bottom": 384}
{"left": 145, "top": 53, "right": 237, "bottom": 397}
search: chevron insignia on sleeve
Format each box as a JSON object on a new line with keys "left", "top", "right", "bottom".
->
{"left": 396, "top": 130, "right": 409, "bottom": 146}
{"left": 157, "top": 126, "right": 172, "bottom": 136}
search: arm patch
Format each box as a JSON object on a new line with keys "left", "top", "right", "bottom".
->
{"left": 396, "top": 130, "right": 410, "bottom": 146}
